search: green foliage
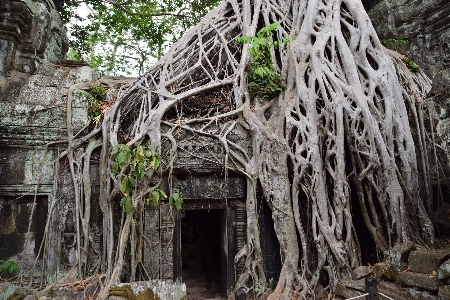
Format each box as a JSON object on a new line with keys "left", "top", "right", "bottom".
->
{"left": 380, "top": 39, "right": 409, "bottom": 47}
{"left": 0, "top": 260, "right": 18, "bottom": 277}
{"left": 148, "top": 187, "right": 167, "bottom": 206}
{"left": 236, "top": 23, "right": 291, "bottom": 102}
{"left": 77, "top": 85, "right": 107, "bottom": 119}
{"left": 404, "top": 57, "right": 421, "bottom": 72}
{"left": 169, "top": 189, "right": 183, "bottom": 210}
{"left": 63, "top": 0, "right": 221, "bottom": 75}
{"left": 111, "top": 142, "right": 180, "bottom": 212}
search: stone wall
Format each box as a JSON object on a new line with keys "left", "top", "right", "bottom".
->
{"left": 0, "top": 59, "right": 100, "bottom": 280}
{"left": 0, "top": 0, "right": 100, "bottom": 281}
{"left": 369, "top": 0, "right": 450, "bottom": 76}
{"left": 0, "top": 0, "right": 68, "bottom": 77}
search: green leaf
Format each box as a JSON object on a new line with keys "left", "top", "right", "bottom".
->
{"left": 134, "top": 161, "right": 145, "bottom": 180}
{"left": 135, "top": 145, "right": 144, "bottom": 160}
{"left": 169, "top": 191, "right": 182, "bottom": 210}
{"left": 120, "top": 196, "right": 133, "bottom": 213}
{"left": 129, "top": 177, "right": 135, "bottom": 188}
{"left": 149, "top": 188, "right": 167, "bottom": 206}
{"left": 120, "top": 176, "right": 135, "bottom": 196}
{"left": 150, "top": 154, "right": 160, "bottom": 170}
{"left": 159, "top": 189, "right": 167, "bottom": 198}
{"left": 111, "top": 162, "right": 119, "bottom": 174}
{"left": 120, "top": 177, "right": 130, "bottom": 196}
{"left": 0, "top": 260, "right": 18, "bottom": 274}
{"left": 150, "top": 190, "right": 160, "bottom": 205}
{"left": 114, "top": 144, "right": 130, "bottom": 169}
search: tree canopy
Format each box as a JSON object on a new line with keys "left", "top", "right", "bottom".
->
{"left": 62, "top": 0, "right": 221, "bottom": 76}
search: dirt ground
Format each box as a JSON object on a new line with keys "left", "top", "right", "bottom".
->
{"left": 183, "top": 269, "right": 227, "bottom": 300}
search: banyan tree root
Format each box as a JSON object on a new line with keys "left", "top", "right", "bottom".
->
{"left": 50, "top": 0, "right": 435, "bottom": 299}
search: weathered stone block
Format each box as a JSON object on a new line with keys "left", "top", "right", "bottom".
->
{"left": 438, "top": 285, "right": 450, "bottom": 300}
{"left": 0, "top": 282, "right": 16, "bottom": 300}
{"left": 387, "top": 241, "right": 416, "bottom": 273}
{"left": 112, "top": 281, "right": 186, "bottom": 300}
{"left": 352, "top": 266, "right": 373, "bottom": 280}
{"left": 345, "top": 279, "right": 366, "bottom": 291}
{"left": 409, "top": 250, "right": 450, "bottom": 274}
{"left": 398, "top": 272, "right": 440, "bottom": 292}
{"left": 406, "top": 288, "right": 438, "bottom": 300}
{"left": 335, "top": 282, "right": 365, "bottom": 299}
{"left": 438, "top": 258, "right": 450, "bottom": 281}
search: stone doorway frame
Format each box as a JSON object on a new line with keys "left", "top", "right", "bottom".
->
{"left": 173, "top": 199, "right": 244, "bottom": 296}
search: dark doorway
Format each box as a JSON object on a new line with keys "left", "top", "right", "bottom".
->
{"left": 181, "top": 209, "right": 225, "bottom": 299}
{"left": 349, "top": 181, "right": 378, "bottom": 265}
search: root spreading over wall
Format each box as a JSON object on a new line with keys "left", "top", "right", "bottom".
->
{"left": 35, "top": 0, "right": 436, "bottom": 299}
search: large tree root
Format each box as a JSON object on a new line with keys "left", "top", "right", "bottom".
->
{"left": 35, "top": 0, "right": 436, "bottom": 298}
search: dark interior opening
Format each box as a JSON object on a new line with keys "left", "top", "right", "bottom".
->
{"left": 433, "top": 184, "right": 450, "bottom": 238}
{"left": 349, "top": 181, "right": 379, "bottom": 264}
{"left": 361, "top": 0, "right": 377, "bottom": 12}
{"left": 257, "top": 192, "right": 281, "bottom": 288}
{"left": 181, "top": 209, "right": 224, "bottom": 298}
{"left": 0, "top": 195, "right": 47, "bottom": 261}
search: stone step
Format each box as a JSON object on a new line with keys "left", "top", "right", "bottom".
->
{"left": 409, "top": 250, "right": 450, "bottom": 274}
{"left": 378, "top": 281, "right": 409, "bottom": 300}
{"left": 398, "top": 271, "right": 440, "bottom": 292}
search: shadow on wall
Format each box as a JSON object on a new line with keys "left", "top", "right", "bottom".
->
{"left": 0, "top": 195, "right": 48, "bottom": 274}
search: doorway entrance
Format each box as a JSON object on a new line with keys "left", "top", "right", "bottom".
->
{"left": 173, "top": 200, "right": 237, "bottom": 299}
{"left": 181, "top": 209, "right": 224, "bottom": 299}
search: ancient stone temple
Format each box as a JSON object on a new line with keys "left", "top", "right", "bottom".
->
{"left": 2, "top": 1, "right": 450, "bottom": 299}
{"left": 0, "top": 1, "right": 281, "bottom": 295}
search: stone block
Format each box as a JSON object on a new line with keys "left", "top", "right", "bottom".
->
{"left": 335, "top": 282, "right": 365, "bottom": 299}
{"left": 387, "top": 241, "right": 416, "bottom": 273}
{"left": 398, "top": 272, "right": 440, "bottom": 292}
{"left": 352, "top": 266, "right": 373, "bottom": 280}
{"left": 0, "top": 282, "right": 16, "bottom": 300}
{"left": 344, "top": 279, "right": 366, "bottom": 291}
{"left": 111, "top": 281, "right": 187, "bottom": 300}
{"left": 409, "top": 250, "right": 450, "bottom": 274}
{"left": 438, "top": 285, "right": 450, "bottom": 300}
{"left": 438, "top": 258, "right": 450, "bottom": 281}
{"left": 406, "top": 288, "right": 438, "bottom": 300}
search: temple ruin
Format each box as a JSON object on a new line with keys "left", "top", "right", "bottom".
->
{"left": 1, "top": 0, "right": 450, "bottom": 299}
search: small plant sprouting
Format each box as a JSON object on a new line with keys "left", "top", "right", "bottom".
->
{"left": 0, "top": 260, "right": 18, "bottom": 278}
{"left": 404, "top": 57, "right": 421, "bottom": 72}
{"left": 236, "top": 23, "right": 291, "bottom": 102}
{"left": 77, "top": 85, "right": 107, "bottom": 119}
